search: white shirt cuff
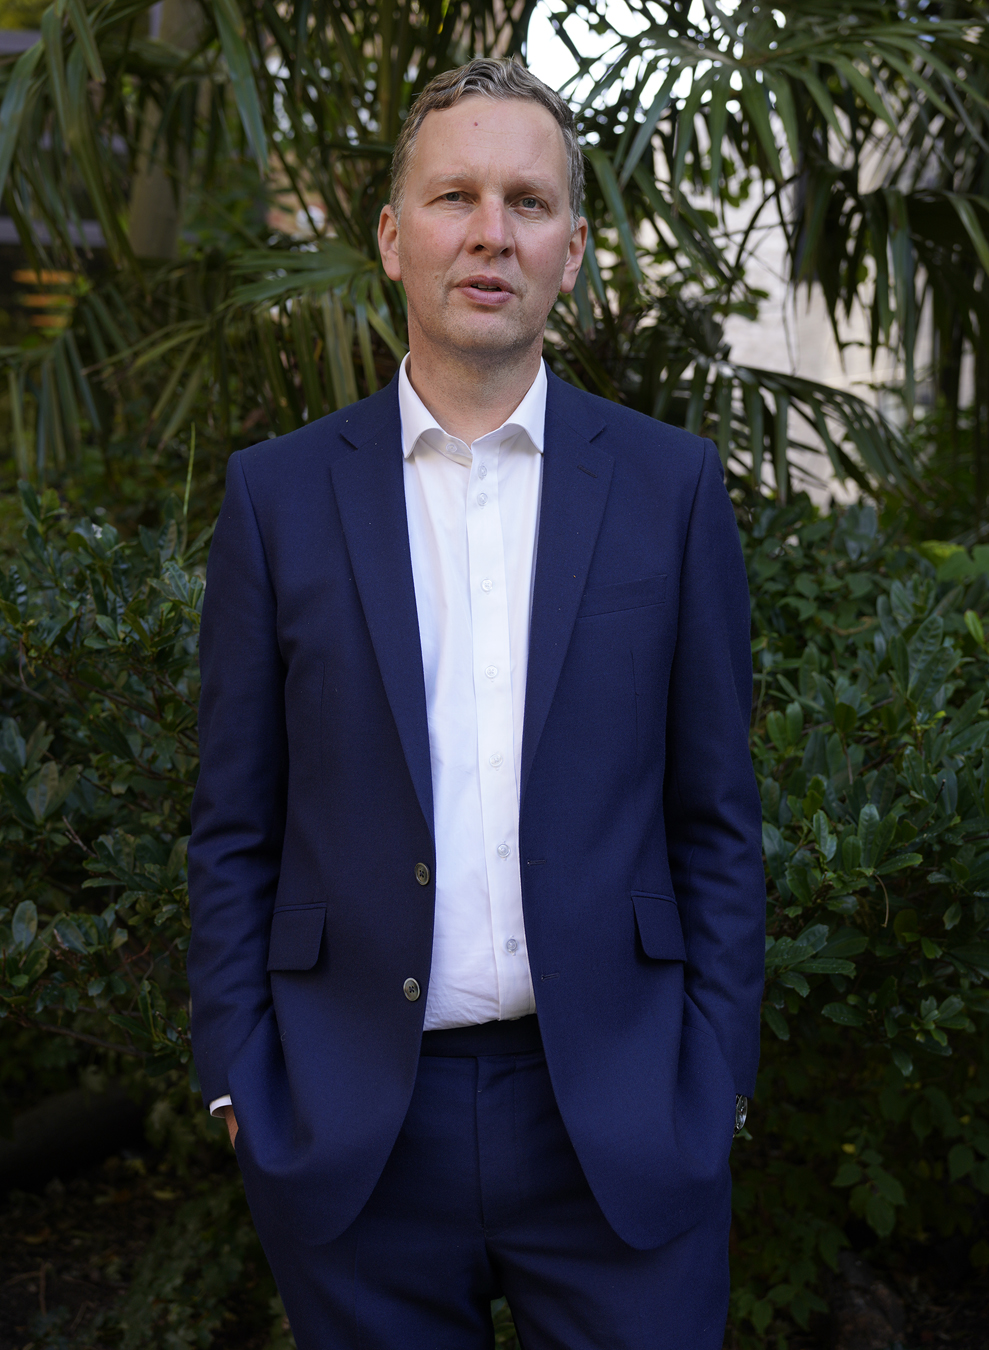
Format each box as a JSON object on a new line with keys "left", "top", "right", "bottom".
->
{"left": 209, "top": 1094, "right": 233, "bottom": 1117}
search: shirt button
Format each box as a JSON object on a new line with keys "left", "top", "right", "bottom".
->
{"left": 477, "top": 493, "right": 488, "bottom": 506}
{"left": 485, "top": 665, "right": 498, "bottom": 679}
{"left": 446, "top": 442, "right": 457, "bottom": 454}
{"left": 415, "top": 862, "right": 430, "bottom": 886}
{"left": 403, "top": 977, "right": 421, "bottom": 1001}
{"left": 478, "top": 464, "right": 488, "bottom": 479}
{"left": 505, "top": 937, "right": 519, "bottom": 954}
{"left": 488, "top": 752, "right": 504, "bottom": 768}
{"left": 481, "top": 579, "right": 493, "bottom": 593}
{"left": 497, "top": 843, "right": 511, "bottom": 859}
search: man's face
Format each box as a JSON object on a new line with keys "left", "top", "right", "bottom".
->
{"left": 378, "top": 96, "right": 586, "bottom": 365}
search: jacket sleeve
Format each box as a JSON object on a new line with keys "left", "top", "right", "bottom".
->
{"left": 186, "top": 451, "right": 288, "bottom": 1108}
{"left": 664, "top": 442, "right": 765, "bottom": 1097}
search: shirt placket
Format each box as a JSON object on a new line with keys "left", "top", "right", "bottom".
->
{"left": 466, "top": 440, "right": 530, "bottom": 1015}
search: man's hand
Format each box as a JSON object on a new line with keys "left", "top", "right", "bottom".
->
{"left": 221, "top": 1104, "right": 239, "bottom": 1147}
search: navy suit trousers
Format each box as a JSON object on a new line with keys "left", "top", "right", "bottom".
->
{"left": 246, "top": 1046, "right": 732, "bottom": 1350}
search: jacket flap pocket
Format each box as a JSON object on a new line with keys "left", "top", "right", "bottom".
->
{"left": 267, "top": 905, "right": 326, "bottom": 972}
{"left": 632, "top": 892, "right": 686, "bottom": 962}
{"left": 578, "top": 574, "right": 666, "bottom": 618}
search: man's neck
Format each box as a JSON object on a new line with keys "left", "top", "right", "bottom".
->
{"left": 404, "top": 343, "right": 543, "bottom": 445}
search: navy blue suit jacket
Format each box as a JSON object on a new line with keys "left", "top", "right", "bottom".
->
{"left": 187, "top": 369, "right": 765, "bottom": 1251}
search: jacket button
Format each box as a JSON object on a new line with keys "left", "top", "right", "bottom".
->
{"left": 415, "top": 863, "right": 430, "bottom": 886}
{"left": 403, "top": 978, "right": 421, "bottom": 1002}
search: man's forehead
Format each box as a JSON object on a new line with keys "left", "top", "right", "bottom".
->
{"left": 411, "top": 98, "right": 567, "bottom": 185}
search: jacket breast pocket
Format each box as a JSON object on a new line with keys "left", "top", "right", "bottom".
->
{"left": 267, "top": 904, "right": 326, "bottom": 972}
{"left": 632, "top": 891, "right": 686, "bottom": 962}
{"left": 578, "top": 574, "right": 666, "bottom": 618}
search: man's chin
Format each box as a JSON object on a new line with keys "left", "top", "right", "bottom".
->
{"left": 432, "top": 318, "right": 539, "bottom": 363}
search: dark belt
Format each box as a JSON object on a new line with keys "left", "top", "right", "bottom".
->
{"left": 420, "top": 1014, "right": 542, "bottom": 1057}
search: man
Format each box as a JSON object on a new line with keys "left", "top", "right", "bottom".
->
{"left": 188, "top": 55, "right": 765, "bottom": 1350}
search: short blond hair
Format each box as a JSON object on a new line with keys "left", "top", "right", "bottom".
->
{"left": 389, "top": 56, "right": 584, "bottom": 226}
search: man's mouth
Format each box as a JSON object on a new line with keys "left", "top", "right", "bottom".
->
{"left": 459, "top": 276, "right": 514, "bottom": 293}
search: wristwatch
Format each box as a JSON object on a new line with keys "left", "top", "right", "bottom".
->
{"left": 734, "top": 1095, "right": 749, "bottom": 1136}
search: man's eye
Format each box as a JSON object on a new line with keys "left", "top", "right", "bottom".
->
{"left": 441, "top": 192, "right": 463, "bottom": 202}
{"left": 519, "top": 197, "right": 540, "bottom": 209}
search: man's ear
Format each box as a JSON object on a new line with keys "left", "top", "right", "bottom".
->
{"left": 559, "top": 216, "right": 588, "bottom": 296}
{"left": 378, "top": 204, "right": 402, "bottom": 282}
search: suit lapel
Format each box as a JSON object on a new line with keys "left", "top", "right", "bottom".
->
{"left": 521, "top": 375, "right": 614, "bottom": 803}
{"left": 330, "top": 384, "right": 434, "bottom": 836}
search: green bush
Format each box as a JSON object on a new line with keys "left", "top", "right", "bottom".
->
{"left": 732, "top": 497, "right": 989, "bottom": 1344}
{"left": 0, "top": 484, "right": 206, "bottom": 1155}
{"left": 1, "top": 486, "right": 988, "bottom": 1346}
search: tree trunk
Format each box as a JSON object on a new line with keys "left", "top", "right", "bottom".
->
{"left": 127, "top": 0, "right": 202, "bottom": 260}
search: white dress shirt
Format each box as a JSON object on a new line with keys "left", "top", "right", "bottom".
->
{"left": 209, "top": 357, "right": 544, "bottom": 1112}
{"left": 400, "top": 354, "right": 543, "bottom": 1030}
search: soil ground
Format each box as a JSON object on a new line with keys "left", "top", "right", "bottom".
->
{"left": 0, "top": 1152, "right": 274, "bottom": 1350}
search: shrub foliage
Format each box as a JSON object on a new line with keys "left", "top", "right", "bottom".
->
{"left": 0, "top": 485, "right": 203, "bottom": 1084}
{"left": 1, "top": 486, "right": 988, "bottom": 1345}
{"left": 736, "top": 498, "right": 989, "bottom": 1341}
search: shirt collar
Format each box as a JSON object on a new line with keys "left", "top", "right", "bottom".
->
{"left": 398, "top": 353, "right": 546, "bottom": 461}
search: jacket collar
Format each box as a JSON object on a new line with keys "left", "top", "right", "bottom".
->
{"left": 331, "top": 380, "right": 435, "bottom": 836}
{"left": 329, "top": 368, "right": 614, "bottom": 827}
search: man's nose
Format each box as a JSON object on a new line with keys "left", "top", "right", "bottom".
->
{"left": 467, "top": 197, "right": 514, "bottom": 255}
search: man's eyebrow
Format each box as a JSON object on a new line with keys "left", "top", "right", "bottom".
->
{"left": 425, "top": 172, "right": 561, "bottom": 197}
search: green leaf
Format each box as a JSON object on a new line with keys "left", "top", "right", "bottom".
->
{"left": 949, "top": 1144, "right": 975, "bottom": 1181}
{"left": 834, "top": 700, "right": 858, "bottom": 737}
{"left": 943, "top": 902, "right": 963, "bottom": 930}
{"left": 894, "top": 908, "right": 918, "bottom": 939}
{"left": 857, "top": 803, "right": 880, "bottom": 868}
{"left": 213, "top": 0, "right": 268, "bottom": 171}
{"left": 785, "top": 862, "right": 815, "bottom": 906}
{"left": 813, "top": 810, "right": 837, "bottom": 862}
{"left": 763, "top": 1004, "right": 789, "bottom": 1040}
{"left": 26, "top": 761, "right": 59, "bottom": 823}
{"left": 830, "top": 54, "right": 896, "bottom": 131}
{"left": 891, "top": 1047, "right": 913, "bottom": 1076}
{"left": 66, "top": 0, "right": 105, "bottom": 83}
{"left": 749, "top": 1298, "right": 774, "bottom": 1336}
{"left": 765, "top": 710, "right": 788, "bottom": 753}
{"left": 585, "top": 147, "right": 643, "bottom": 284}
{"left": 779, "top": 970, "right": 810, "bottom": 997}
{"left": 796, "top": 957, "right": 855, "bottom": 976}
{"left": 157, "top": 358, "right": 207, "bottom": 449}
{"left": 11, "top": 899, "right": 38, "bottom": 950}
{"left": 951, "top": 944, "right": 989, "bottom": 977}
{"left": 889, "top": 632, "right": 910, "bottom": 690}
{"left": 618, "top": 68, "right": 677, "bottom": 188}
{"left": 785, "top": 700, "right": 803, "bottom": 747}
{"left": 965, "top": 609, "right": 986, "bottom": 647}
{"left": 868, "top": 1165, "right": 905, "bottom": 1206}
{"left": 54, "top": 917, "right": 88, "bottom": 954}
{"left": 876, "top": 852, "right": 923, "bottom": 875}
{"left": 833, "top": 1161, "right": 862, "bottom": 1187}
{"left": 908, "top": 614, "right": 945, "bottom": 685}
{"left": 842, "top": 834, "right": 863, "bottom": 873}
{"left": 822, "top": 1001, "right": 866, "bottom": 1027}
{"left": 0, "top": 40, "right": 43, "bottom": 206}
{"left": 865, "top": 1192, "right": 896, "bottom": 1238}
{"left": 739, "top": 73, "right": 782, "bottom": 181}
{"left": 41, "top": 5, "right": 71, "bottom": 145}
{"left": 951, "top": 195, "right": 989, "bottom": 276}
{"left": 911, "top": 645, "right": 957, "bottom": 708}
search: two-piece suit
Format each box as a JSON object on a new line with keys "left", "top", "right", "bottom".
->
{"left": 187, "top": 367, "right": 765, "bottom": 1340}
